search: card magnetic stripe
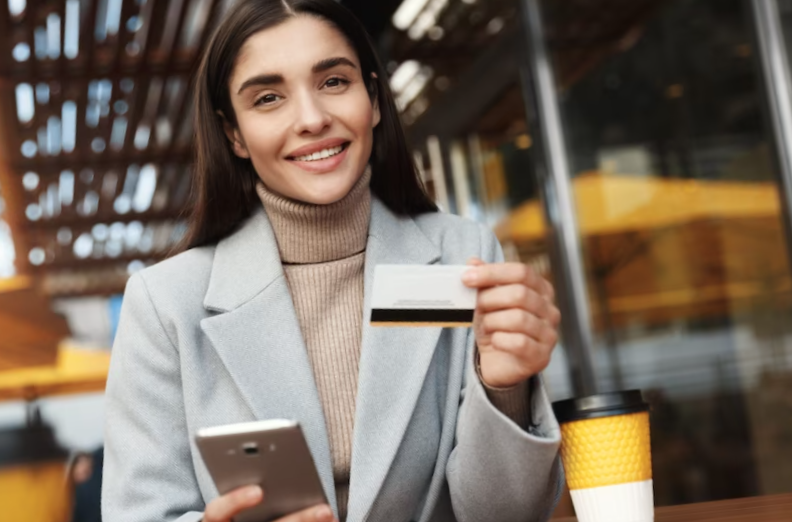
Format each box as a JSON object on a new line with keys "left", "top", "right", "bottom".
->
{"left": 370, "top": 309, "right": 475, "bottom": 323}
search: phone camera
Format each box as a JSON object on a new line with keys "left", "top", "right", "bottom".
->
{"left": 242, "top": 443, "right": 259, "bottom": 456}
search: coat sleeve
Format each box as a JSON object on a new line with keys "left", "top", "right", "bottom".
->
{"left": 445, "top": 223, "right": 564, "bottom": 522}
{"left": 102, "top": 273, "right": 206, "bottom": 522}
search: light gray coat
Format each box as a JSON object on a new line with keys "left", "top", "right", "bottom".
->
{"left": 102, "top": 197, "right": 563, "bottom": 522}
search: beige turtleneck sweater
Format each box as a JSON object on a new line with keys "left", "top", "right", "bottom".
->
{"left": 257, "top": 171, "right": 370, "bottom": 519}
{"left": 257, "top": 169, "right": 530, "bottom": 520}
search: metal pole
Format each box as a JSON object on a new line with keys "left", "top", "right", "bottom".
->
{"left": 519, "top": 0, "right": 598, "bottom": 396}
{"left": 750, "top": 0, "right": 792, "bottom": 273}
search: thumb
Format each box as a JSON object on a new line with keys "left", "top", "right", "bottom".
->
{"left": 467, "top": 257, "right": 485, "bottom": 267}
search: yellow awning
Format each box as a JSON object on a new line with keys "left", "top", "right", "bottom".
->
{"left": 0, "top": 276, "right": 70, "bottom": 371}
{"left": 0, "top": 344, "right": 111, "bottom": 402}
{"left": 0, "top": 461, "right": 71, "bottom": 522}
{"left": 495, "top": 173, "right": 782, "bottom": 242}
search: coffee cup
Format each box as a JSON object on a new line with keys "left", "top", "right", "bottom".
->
{"left": 552, "top": 390, "right": 653, "bottom": 522}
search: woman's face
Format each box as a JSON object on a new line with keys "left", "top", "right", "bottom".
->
{"left": 225, "top": 16, "right": 380, "bottom": 205}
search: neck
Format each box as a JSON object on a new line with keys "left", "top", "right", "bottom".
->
{"left": 256, "top": 167, "right": 372, "bottom": 264}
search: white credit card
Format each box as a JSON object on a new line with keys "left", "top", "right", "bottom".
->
{"left": 370, "top": 265, "right": 477, "bottom": 327}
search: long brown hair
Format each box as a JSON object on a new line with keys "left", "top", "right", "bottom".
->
{"left": 180, "top": 0, "right": 437, "bottom": 250}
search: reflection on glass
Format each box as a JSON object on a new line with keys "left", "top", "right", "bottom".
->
{"left": 780, "top": 0, "right": 792, "bottom": 56}
{"left": 383, "top": 0, "right": 792, "bottom": 510}
{"left": 449, "top": 82, "right": 574, "bottom": 400}
{"left": 534, "top": 0, "right": 792, "bottom": 505}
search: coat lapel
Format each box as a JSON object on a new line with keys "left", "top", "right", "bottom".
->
{"left": 199, "top": 209, "right": 337, "bottom": 511}
{"left": 346, "top": 199, "right": 442, "bottom": 522}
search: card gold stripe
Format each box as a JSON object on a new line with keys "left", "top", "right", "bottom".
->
{"left": 371, "top": 321, "right": 473, "bottom": 328}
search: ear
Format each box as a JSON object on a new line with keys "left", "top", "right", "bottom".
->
{"left": 217, "top": 110, "right": 251, "bottom": 159}
{"left": 370, "top": 73, "right": 381, "bottom": 129}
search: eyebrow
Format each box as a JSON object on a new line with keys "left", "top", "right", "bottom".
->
{"left": 236, "top": 56, "right": 358, "bottom": 95}
{"left": 237, "top": 73, "right": 283, "bottom": 94}
{"left": 312, "top": 56, "right": 357, "bottom": 74}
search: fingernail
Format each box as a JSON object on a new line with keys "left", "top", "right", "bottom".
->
{"left": 246, "top": 486, "right": 262, "bottom": 500}
{"left": 315, "top": 505, "right": 333, "bottom": 521}
{"left": 462, "top": 270, "right": 477, "bottom": 284}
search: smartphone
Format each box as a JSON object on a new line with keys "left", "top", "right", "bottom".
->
{"left": 196, "top": 419, "right": 327, "bottom": 522}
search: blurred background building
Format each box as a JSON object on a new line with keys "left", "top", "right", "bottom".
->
{"left": 1, "top": 0, "right": 791, "bottom": 520}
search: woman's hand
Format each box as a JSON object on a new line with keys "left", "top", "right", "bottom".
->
{"left": 204, "top": 485, "right": 336, "bottom": 522}
{"left": 462, "top": 259, "right": 561, "bottom": 389}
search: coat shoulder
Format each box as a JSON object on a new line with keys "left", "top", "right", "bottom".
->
{"left": 412, "top": 211, "right": 498, "bottom": 262}
{"left": 130, "top": 246, "right": 215, "bottom": 313}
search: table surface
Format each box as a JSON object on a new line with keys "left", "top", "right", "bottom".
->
{"left": 554, "top": 493, "right": 792, "bottom": 522}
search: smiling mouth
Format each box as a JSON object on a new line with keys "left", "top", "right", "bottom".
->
{"left": 288, "top": 142, "right": 350, "bottom": 162}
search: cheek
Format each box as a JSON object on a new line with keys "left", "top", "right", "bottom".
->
{"left": 356, "top": 102, "right": 376, "bottom": 132}
{"left": 238, "top": 117, "right": 284, "bottom": 162}
{"left": 333, "top": 92, "right": 376, "bottom": 134}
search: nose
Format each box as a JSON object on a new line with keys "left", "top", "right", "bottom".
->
{"left": 293, "top": 90, "right": 332, "bottom": 136}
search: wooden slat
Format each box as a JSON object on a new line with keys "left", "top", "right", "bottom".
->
{"left": 160, "top": 0, "right": 189, "bottom": 56}
{"left": 0, "top": 0, "right": 203, "bottom": 283}
{"left": 0, "top": 0, "right": 11, "bottom": 72}
{"left": 22, "top": 0, "right": 37, "bottom": 82}
{"left": 92, "top": 77, "right": 119, "bottom": 185}
{"left": 134, "top": 0, "right": 159, "bottom": 61}
{"left": 0, "top": 57, "right": 197, "bottom": 84}
{"left": 80, "top": 0, "right": 100, "bottom": 73}
{"left": 26, "top": 208, "right": 183, "bottom": 231}
{"left": 121, "top": 74, "right": 150, "bottom": 153}
{"left": 162, "top": 0, "right": 220, "bottom": 156}
{"left": 113, "top": 0, "right": 142, "bottom": 68}
{"left": 143, "top": 0, "right": 171, "bottom": 58}
{"left": 11, "top": 147, "right": 191, "bottom": 174}
{"left": 0, "top": 83, "right": 30, "bottom": 273}
{"left": 32, "top": 252, "right": 165, "bottom": 271}
{"left": 148, "top": 0, "right": 189, "bottom": 154}
{"left": 50, "top": 0, "right": 67, "bottom": 78}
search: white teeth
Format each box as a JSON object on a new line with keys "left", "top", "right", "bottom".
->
{"left": 294, "top": 145, "right": 344, "bottom": 162}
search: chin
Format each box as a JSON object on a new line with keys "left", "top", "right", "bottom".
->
{"left": 294, "top": 171, "right": 362, "bottom": 205}
{"left": 296, "top": 181, "right": 357, "bottom": 205}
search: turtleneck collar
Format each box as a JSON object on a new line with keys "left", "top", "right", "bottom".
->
{"left": 256, "top": 167, "right": 372, "bottom": 264}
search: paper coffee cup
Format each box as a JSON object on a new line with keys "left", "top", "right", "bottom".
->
{"left": 553, "top": 390, "right": 653, "bottom": 522}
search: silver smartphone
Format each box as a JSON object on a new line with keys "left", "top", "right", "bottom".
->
{"left": 196, "top": 419, "right": 327, "bottom": 522}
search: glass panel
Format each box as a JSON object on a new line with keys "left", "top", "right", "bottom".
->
{"left": 781, "top": 0, "right": 792, "bottom": 52}
{"left": 538, "top": 0, "right": 792, "bottom": 505}
{"left": 383, "top": 0, "right": 577, "bottom": 403}
{"left": 458, "top": 83, "right": 576, "bottom": 400}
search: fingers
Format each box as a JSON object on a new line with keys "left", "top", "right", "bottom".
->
{"left": 463, "top": 262, "right": 542, "bottom": 290}
{"left": 205, "top": 489, "right": 335, "bottom": 522}
{"left": 463, "top": 261, "right": 555, "bottom": 302}
{"left": 548, "top": 303, "right": 561, "bottom": 328}
{"left": 275, "top": 504, "right": 336, "bottom": 522}
{"left": 477, "top": 283, "right": 546, "bottom": 315}
{"left": 480, "top": 309, "right": 558, "bottom": 346}
{"left": 204, "top": 486, "right": 263, "bottom": 522}
{"left": 477, "top": 283, "right": 560, "bottom": 326}
{"left": 540, "top": 276, "right": 555, "bottom": 303}
{"left": 488, "top": 332, "right": 552, "bottom": 372}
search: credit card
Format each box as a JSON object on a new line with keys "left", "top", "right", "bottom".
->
{"left": 370, "top": 265, "right": 477, "bottom": 327}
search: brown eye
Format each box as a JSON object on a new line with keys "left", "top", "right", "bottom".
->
{"left": 324, "top": 77, "right": 349, "bottom": 89}
{"left": 255, "top": 93, "right": 280, "bottom": 106}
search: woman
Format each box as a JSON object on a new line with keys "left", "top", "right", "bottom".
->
{"left": 69, "top": 448, "right": 103, "bottom": 522}
{"left": 102, "top": 1, "right": 563, "bottom": 521}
